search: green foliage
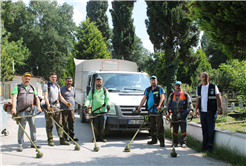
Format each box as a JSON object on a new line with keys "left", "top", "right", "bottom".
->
{"left": 142, "top": 52, "right": 158, "bottom": 77}
{"left": 110, "top": 1, "right": 135, "bottom": 60}
{"left": 66, "top": 53, "right": 76, "bottom": 82}
{"left": 190, "top": 48, "right": 212, "bottom": 88}
{"left": 234, "top": 107, "right": 246, "bottom": 113}
{"left": 86, "top": 0, "right": 110, "bottom": 44}
{"left": 128, "top": 35, "right": 151, "bottom": 72}
{"left": 1, "top": 1, "right": 15, "bottom": 26}
{"left": 182, "top": 84, "right": 193, "bottom": 94}
{"left": 219, "top": 60, "right": 246, "bottom": 101}
{"left": 145, "top": 1, "right": 199, "bottom": 96}
{"left": 176, "top": 48, "right": 199, "bottom": 84}
{"left": 3, "top": 0, "right": 76, "bottom": 84}
{"left": 201, "top": 32, "right": 229, "bottom": 69}
{"left": 74, "top": 18, "right": 110, "bottom": 60}
{"left": 0, "top": 1, "right": 30, "bottom": 82}
{"left": 216, "top": 115, "right": 235, "bottom": 123}
{"left": 188, "top": 1, "right": 246, "bottom": 60}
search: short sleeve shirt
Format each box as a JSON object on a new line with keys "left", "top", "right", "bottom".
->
{"left": 196, "top": 83, "right": 219, "bottom": 112}
{"left": 60, "top": 85, "right": 76, "bottom": 110}
{"left": 11, "top": 84, "right": 38, "bottom": 96}
{"left": 144, "top": 85, "right": 165, "bottom": 113}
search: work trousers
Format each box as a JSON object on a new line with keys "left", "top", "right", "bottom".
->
{"left": 45, "top": 107, "right": 63, "bottom": 141}
{"left": 149, "top": 112, "right": 165, "bottom": 141}
{"left": 200, "top": 111, "right": 217, "bottom": 150}
{"left": 18, "top": 110, "right": 36, "bottom": 144}
{"left": 93, "top": 112, "right": 107, "bottom": 138}
{"left": 62, "top": 110, "right": 75, "bottom": 139}
{"left": 172, "top": 115, "right": 187, "bottom": 145}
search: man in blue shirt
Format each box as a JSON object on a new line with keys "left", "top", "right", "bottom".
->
{"left": 136, "top": 76, "right": 165, "bottom": 147}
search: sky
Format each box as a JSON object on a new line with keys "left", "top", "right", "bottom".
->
{"left": 14, "top": 0, "right": 201, "bottom": 53}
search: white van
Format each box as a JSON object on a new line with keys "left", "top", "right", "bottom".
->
{"left": 74, "top": 59, "right": 150, "bottom": 130}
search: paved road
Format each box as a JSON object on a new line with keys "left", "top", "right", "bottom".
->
{"left": 1, "top": 112, "right": 229, "bottom": 166}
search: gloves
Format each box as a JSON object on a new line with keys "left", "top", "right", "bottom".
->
{"left": 66, "top": 102, "right": 72, "bottom": 107}
{"left": 83, "top": 106, "right": 88, "bottom": 114}
{"left": 106, "top": 105, "right": 110, "bottom": 112}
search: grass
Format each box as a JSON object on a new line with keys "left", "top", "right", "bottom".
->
{"left": 216, "top": 122, "right": 246, "bottom": 134}
{"left": 234, "top": 107, "right": 246, "bottom": 113}
{"left": 190, "top": 115, "right": 246, "bottom": 134}
{"left": 165, "top": 128, "right": 246, "bottom": 166}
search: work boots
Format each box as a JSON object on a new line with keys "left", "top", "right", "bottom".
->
{"left": 60, "top": 138, "right": 70, "bottom": 145}
{"left": 100, "top": 130, "right": 107, "bottom": 142}
{"left": 147, "top": 136, "right": 157, "bottom": 144}
{"left": 47, "top": 128, "right": 54, "bottom": 146}
{"left": 160, "top": 139, "right": 165, "bottom": 147}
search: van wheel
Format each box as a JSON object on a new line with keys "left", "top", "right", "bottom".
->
{"left": 80, "top": 109, "right": 86, "bottom": 123}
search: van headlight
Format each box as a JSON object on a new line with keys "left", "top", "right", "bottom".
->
{"left": 108, "top": 103, "right": 117, "bottom": 115}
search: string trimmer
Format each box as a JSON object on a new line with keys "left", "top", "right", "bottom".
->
{"left": 41, "top": 105, "right": 80, "bottom": 151}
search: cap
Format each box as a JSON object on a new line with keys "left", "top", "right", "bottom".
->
{"left": 175, "top": 81, "right": 182, "bottom": 85}
{"left": 150, "top": 75, "right": 157, "bottom": 79}
{"left": 23, "top": 72, "right": 32, "bottom": 78}
{"left": 96, "top": 76, "right": 103, "bottom": 80}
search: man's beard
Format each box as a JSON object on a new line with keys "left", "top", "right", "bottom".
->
{"left": 66, "top": 84, "right": 72, "bottom": 87}
{"left": 25, "top": 82, "right": 29, "bottom": 85}
{"left": 97, "top": 84, "right": 102, "bottom": 88}
{"left": 151, "top": 84, "right": 156, "bottom": 87}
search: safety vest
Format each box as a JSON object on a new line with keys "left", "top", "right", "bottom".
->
{"left": 145, "top": 85, "right": 161, "bottom": 113}
{"left": 197, "top": 83, "right": 217, "bottom": 112}
{"left": 17, "top": 84, "right": 35, "bottom": 112}
{"left": 170, "top": 91, "right": 189, "bottom": 116}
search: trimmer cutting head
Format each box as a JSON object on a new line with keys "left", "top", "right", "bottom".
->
{"left": 124, "top": 145, "right": 131, "bottom": 152}
{"left": 75, "top": 145, "right": 80, "bottom": 151}
{"left": 36, "top": 152, "right": 43, "bottom": 158}
{"left": 170, "top": 146, "right": 177, "bottom": 157}
{"left": 94, "top": 146, "right": 100, "bottom": 152}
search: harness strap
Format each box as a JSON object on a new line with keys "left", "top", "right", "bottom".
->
{"left": 92, "top": 103, "right": 106, "bottom": 113}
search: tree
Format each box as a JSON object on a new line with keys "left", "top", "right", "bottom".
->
{"left": 110, "top": 1, "right": 135, "bottom": 60}
{"left": 145, "top": 1, "right": 199, "bottom": 96}
{"left": 128, "top": 35, "right": 151, "bottom": 72}
{"left": 4, "top": 1, "right": 76, "bottom": 84}
{"left": 74, "top": 18, "right": 110, "bottom": 60}
{"left": 176, "top": 48, "right": 199, "bottom": 85}
{"left": 1, "top": 1, "right": 30, "bottom": 82}
{"left": 86, "top": 0, "right": 110, "bottom": 43}
{"left": 190, "top": 48, "right": 212, "bottom": 88}
{"left": 201, "top": 32, "right": 228, "bottom": 69}
{"left": 188, "top": 1, "right": 246, "bottom": 60}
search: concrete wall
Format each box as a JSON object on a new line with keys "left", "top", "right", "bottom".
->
{"left": 164, "top": 118, "right": 246, "bottom": 155}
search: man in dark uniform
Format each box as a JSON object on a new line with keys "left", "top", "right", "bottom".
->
{"left": 195, "top": 72, "right": 222, "bottom": 153}
{"left": 136, "top": 76, "right": 165, "bottom": 147}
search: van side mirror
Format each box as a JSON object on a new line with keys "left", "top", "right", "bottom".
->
{"left": 86, "top": 86, "right": 91, "bottom": 95}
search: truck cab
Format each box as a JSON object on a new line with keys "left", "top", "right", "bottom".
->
{"left": 82, "top": 71, "right": 151, "bottom": 130}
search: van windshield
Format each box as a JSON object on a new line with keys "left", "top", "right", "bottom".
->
{"left": 99, "top": 73, "right": 150, "bottom": 92}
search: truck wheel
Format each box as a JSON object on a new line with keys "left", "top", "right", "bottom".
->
{"left": 80, "top": 109, "right": 86, "bottom": 123}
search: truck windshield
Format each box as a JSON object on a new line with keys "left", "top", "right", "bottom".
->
{"left": 99, "top": 73, "right": 150, "bottom": 92}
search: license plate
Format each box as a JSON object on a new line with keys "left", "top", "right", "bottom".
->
{"left": 128, "top": 120, "right": 144, "bottom": 124}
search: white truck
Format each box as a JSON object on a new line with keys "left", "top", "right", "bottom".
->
{"left": 74, "top": 58, "right": 151, "bottom": 130}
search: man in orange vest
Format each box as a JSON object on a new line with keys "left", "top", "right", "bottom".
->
{"left": 166, "top": 81, "right": 194, "bottom": 148}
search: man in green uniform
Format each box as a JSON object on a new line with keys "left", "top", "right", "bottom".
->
{"left": 84, "top": 76, "right": 110, "bottom": 142}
